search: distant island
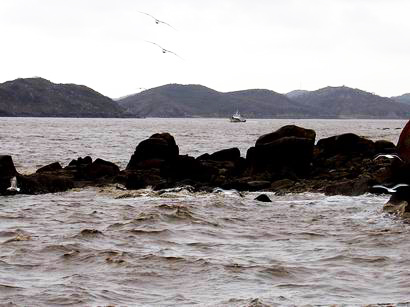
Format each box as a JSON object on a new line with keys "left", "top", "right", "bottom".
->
{"left": 1, "top": 77, "right": 410, "bottom": 119}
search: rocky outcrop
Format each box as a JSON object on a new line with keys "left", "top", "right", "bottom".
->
{"left": 1, "top": 124, "right": 405, "bottom": 197}
{"left": 382, "top": 119, "right": 410, "bottom": 218}
{"left": 247, "top": 125, "right": 315, "bottom": 178}
{"left": 36, "top": 162, "right": 63, "bottom": 173}
{"left": 127, "top": 133, "right": 179, "bottom": 170}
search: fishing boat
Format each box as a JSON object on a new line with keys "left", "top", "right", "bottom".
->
{"left": 230, "top": 110, "right": 246, "bottom": 122}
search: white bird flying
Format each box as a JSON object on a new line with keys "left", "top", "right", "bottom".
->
{"left": 6, "top": 176, "right": 20, "bottom": 192}
{"left": 373, "top": 154, "right": 403, "bottom": 162}
{"left": 138, "top": 11, "right": 176, "bottom": 30}
{"left": 145, "top": 41, "right": 183, "bottom": 60}
{"left": 372, "top": 183, "right": 409, "bottom": 194}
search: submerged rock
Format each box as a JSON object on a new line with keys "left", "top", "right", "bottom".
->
{"left": 254, "top": 194, "right": 272, "bottom": 202}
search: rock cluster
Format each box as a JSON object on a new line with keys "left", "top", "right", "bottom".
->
{"left": 0, "top": 124, "right": 404, "bottom": 198}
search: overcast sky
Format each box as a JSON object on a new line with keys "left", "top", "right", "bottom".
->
{"left": 1, "top": 0, "right": 409, "bottom": 98}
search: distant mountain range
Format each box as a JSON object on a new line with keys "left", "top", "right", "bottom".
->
{"left": 118, "top": 84, "right": 410, "bottom": 119}
{"left": 1, "top": 77, "right": 410, "bottom": 119}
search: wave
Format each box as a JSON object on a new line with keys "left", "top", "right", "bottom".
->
{"left": 128, "top": 228, "right": 171, "bottom": 235}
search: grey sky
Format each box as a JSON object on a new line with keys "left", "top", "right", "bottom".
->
{"left": 1, "top": 0, "right": 409, "bottom": 98}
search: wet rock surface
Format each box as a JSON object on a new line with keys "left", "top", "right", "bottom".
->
{"left": 382, "top": 120, "right": 410, "bottom": 218}
{"left": 1, "top": 124, "right": 407, "bottom": 197}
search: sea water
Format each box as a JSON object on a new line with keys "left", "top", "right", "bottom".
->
{"left": 0, "top": 118, "right": 409, "bottom": 306}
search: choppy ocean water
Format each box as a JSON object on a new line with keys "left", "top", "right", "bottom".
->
{"left": 1, "top": 118, "right": 409, "bottom": 306}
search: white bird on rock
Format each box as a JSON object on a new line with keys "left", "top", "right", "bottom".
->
{"left": 7, "top": 176, "right": 20, "bottom": 192}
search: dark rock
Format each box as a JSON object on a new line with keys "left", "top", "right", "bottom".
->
{"left": 255, "top": 125, "right": 316, "bottom": 146}
{"left": 374, "top": 140, "right": 397, "bottom": 155}
{"left": 36, "top": 162, "right": 62, "bottom": 173}
{"left": 68, "top": 156, "right": 92, "bottom": 167}
{"left": 0, "top": 155, "right": 17, "bottom": 178}
{"left": 17, "top": 173, "right": 75, "bottom": 194}
{"left": 163, "top": 155, "right": 202, "bottom": 180}
{"left": 247, "top": 180, "right": 271, "bottom": 191}
{"left": 397, "top": 120, "right": 410, "bottom": 163}
{"left": 383, "top": 194, "right": 410, "bottom": 219}
{"left": 255, "top": 194, "right": 272, "bottom": 202}
{"left": 196, "top": 153, "right": 211, "bottom": 160}
{"left": 324, "top": 176, "right": 370, "bottom": 196}
{"left": 85, "top": 158, "right": 120, "bottom": 179}
{"left": 123, "top": 172, "right": 146, "bottom": 190}
{"left": 316, "top": 133, "right": 375, "bottom": 158}
{"left": 123, "top": 169, "right": 164, "bottom": 190}
{"left": 0, "top": 155, "right": 18, "bottom": 194}
{"left": 127, "top": 133, "right": 179, "bottom": 170}
{"left": 247, "top": 136, "right": 314, "bottom": 175}
{"left": 208, "top": 148, "right": 240, "bottom": 162}
{"left": 136, "top": 159, "right": 165, "bottom": 170}
{"left": 270, "top": 179, "right": 295, "bottom": 191}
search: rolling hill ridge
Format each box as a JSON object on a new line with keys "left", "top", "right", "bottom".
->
{"left": 1, "top": 77, "right": 410, "bottom": 118}
{"left": 0, "top": 77, "right": 124, "bottom": 117}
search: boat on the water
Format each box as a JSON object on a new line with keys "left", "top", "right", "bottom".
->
{"left": 230, "top": 110, "right": 246, "bottom": 122}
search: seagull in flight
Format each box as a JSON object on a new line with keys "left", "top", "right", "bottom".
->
{"left": 138, "top": 11, "right": 176, "bottom": 30}
{"left": 372, "top": 183, "right": 410, "bottom": 194}
{"left": 7, "top": 176, "right": 20, "bottom": 192}
{"left": 373, "top": 154, "right": 403, "bottom": 162}
{"left": 145, "top": 41, "right": 183, "bottom": 60}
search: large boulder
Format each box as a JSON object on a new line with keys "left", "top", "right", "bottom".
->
{"left": 247, "top": 136, "right": 315, "bottom": 176}
{"left": 397, "top": 120, "right": 410, "bottom": 163}
{"left": 127, "top": 133, "right": 179, "bottom": 170}
{"left": 316, "top": 133, "right": 375, "bottom": 158}
{"left": 85, "top": 158, "right": 120, "bottom": 179}
{"left": 16, "top": 173, "right": 75, "bottom": 194}
{"left": 255, "top": 125, "right": 316, "bottom": 146}
{"left": 374, "top": 140, "right": 397, "bottom": 155}
{"left": 0, "top": 155, "right": 17, "bottom": 177}
{"left": 247, "top": 125, "right": 316, "bottom": 177}
{"left": 162, "top": 155, "right": 202, "bottom": 180}
{"left": 324, "top": 176, "right": 371, "bottom": 196}
{"left": 208, "top": 148, "right": 241, "bottom": 162}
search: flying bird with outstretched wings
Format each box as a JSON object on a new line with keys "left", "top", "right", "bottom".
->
{"left": 138, "top": 11, "right": 176, "bottom": 30}
{"left": 145, "top": 41, "right": 183, "bottom": 60}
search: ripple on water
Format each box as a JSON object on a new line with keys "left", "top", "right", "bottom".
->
{"left": 1, "top": 184, "right": 410, "bottom": 305}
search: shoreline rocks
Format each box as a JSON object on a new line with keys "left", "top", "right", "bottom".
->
{"left": 1, "top": 124, "right": 406, "bottom": 199}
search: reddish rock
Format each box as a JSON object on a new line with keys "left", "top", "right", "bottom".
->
{"left": 397, "top": 120, "right": 410, "bottom": 163}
